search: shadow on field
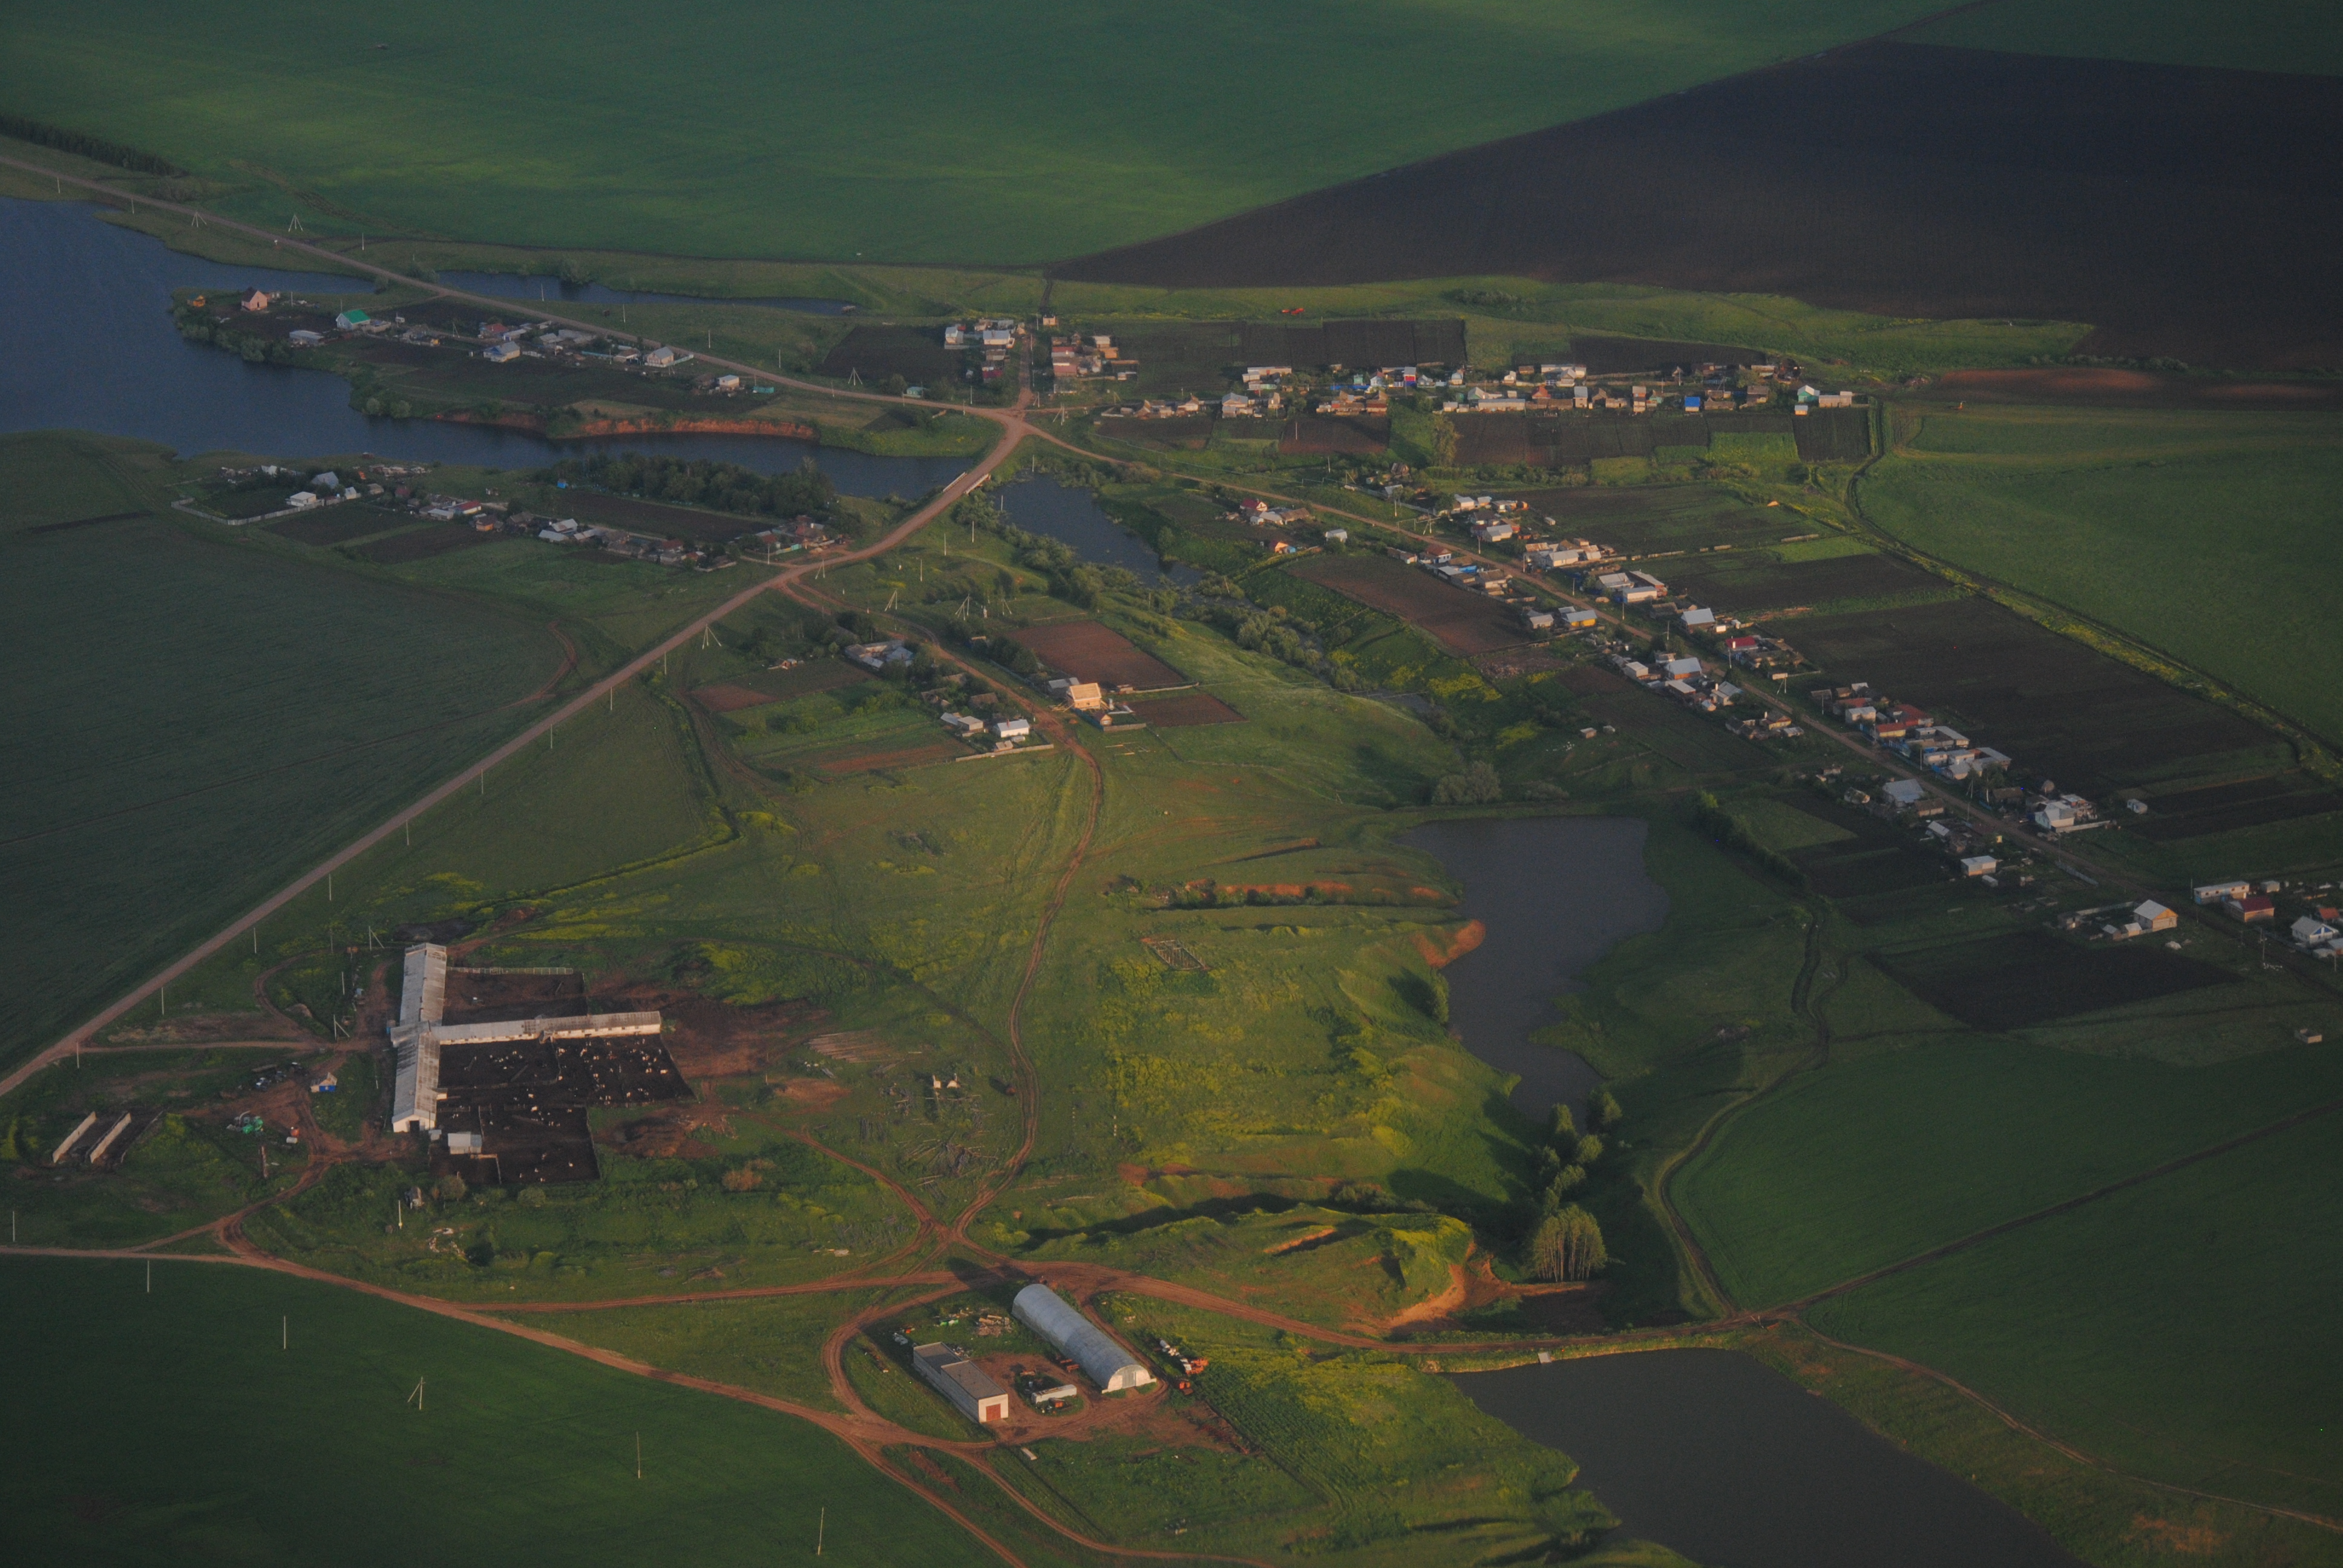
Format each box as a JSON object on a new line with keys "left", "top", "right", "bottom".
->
{"left": 1058, "top": 42, "right": 2343, "bottom": 370}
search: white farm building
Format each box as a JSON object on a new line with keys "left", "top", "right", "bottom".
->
{"left": 1012, "top": 1284, "right": 1155, "bottom": 1392}
{"left": 387, "top": 944, "right": 662, "bottom": 1132}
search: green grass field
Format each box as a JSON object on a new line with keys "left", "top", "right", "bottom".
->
{"left": 0, "top": 1255, "right": 985, "bottom": 1564}
{"left": 1807, "top": 1114, "right": 2343, "bottom": 1522}
{"left": 1677, "top": 1034, "right": 2343, "bottom": 1309}
{"left": 1, "top": 0, "right": 1950, "bottom": 263}
{"left": 1911, "top": 0, "right": 2343, "bottom": 77}
{"left": 1858, "top": 404, "right": 2343, "bottom": 748}
{"left": 0, "top": 433, "right": 562, "bottom": 1071}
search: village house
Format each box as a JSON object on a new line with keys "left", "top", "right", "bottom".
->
{"left": 2226, "top": 893, "right": 2277, "bottom": 922}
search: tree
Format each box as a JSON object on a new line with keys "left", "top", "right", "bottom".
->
{"left": 1529, "top": 1205, "right": 1607, "bottom": 1281}
{"left": 1571, "top": 1134, "right": 1604, "bottom": 1168}
{"left": 434, "top": 1173, "right": 467, "bottom": 1202}
{"left": 1588, "top": 1086, "right": 1624, "bottom": 1131}
{"left": 1431, "top": 762, "right": 1502, "bottom": 806}
{"left": 1542, "top": 1165, "right": 1587, "bottom": 1209}
{"left": 1547, "top": 1103, "right": 1577, "bottom": 1148}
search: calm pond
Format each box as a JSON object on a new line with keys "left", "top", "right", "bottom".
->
{"left": 1456, "top": 1350, "right": 2083, "bottom": 1568}
{"left": 0, "top": 198, "right": 964, "bottom": 495}
{"left": 1400, "top": 815, "right": 1668, "bottom": 1121}
{"left": 997, "top": 477, "right": 1201, "bottom": 587}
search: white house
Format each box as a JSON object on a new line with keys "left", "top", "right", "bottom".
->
{"left": 991, "top": 716, "right": 1032, "bottom": 740}
{"left": 1960, "top": 855, "right": 1997, "bottom": 877}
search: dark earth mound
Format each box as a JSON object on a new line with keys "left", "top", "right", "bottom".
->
{"left": 1058, "top": 42, "right": 2343, "bottom": 370}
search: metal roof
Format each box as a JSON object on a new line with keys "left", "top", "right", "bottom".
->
{"left": 1012, "top": 1285, "right": 1154, "bottom": 1392}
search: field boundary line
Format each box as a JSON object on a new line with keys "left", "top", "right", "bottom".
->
{"left": 1781, "top": 1093, "right": 2343, "bottom": 1314}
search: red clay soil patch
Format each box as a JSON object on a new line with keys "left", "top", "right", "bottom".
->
{"left": 806, "top": 739, "right": 965, "bottom": 776}
{"left": 1923, "top": 368, "right": 2343, "bottom": 410}
{"left": 770, "top": 1076, "right": 850, "bottom": 1111}
{"left": 1057, "top": 41, "right": 2343, "bottom": 371}
{"left": 1010, "top": 621, "right": 1188, "bottom": 691}
{"left": 1414, "top": 920, "right": 1485, "bottom": 969}
{"left": 1129, "top": 690, "right": 1244, "bottom": 727}
{"left": 1287, "top": 554, "right": 1524, "bottom": 656}
{"left": 693, "top": 684, "right": 780, "bottom": 714}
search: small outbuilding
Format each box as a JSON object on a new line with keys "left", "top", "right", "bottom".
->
{"left": 913, "top": 1344, "right": 1011, "bottom": 1424}
{"left": 1011, "top": 1284, "right": 1155, "bottom": 1392}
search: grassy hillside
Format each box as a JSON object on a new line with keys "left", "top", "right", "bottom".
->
{"left": 0, "top": 0, "right": 1948, "bottom": 263}
{"left": 1857, "top": 404, "right": 2343, "bottom": 748}
{"left": 0, "top": 1256, "right": 984, "bottom": 1564}
{"left": 1912, "top": 0, "right": 2343, "bottom": 77}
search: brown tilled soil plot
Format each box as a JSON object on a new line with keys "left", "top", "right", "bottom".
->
{"left": 1280, "top": 414, "right": 1389, "bottom": 456}
{"left": 1129, "top": 690, "right": 1244, "bottom": 727}
{"left": 1790, "top": 597, "right": 2288, "bottom": 797}
{"left": 693, "top": 661, "right": 870, "bottom": 713}
{"left": 267, "top": 508, "right": 408, "bottom": 546}
{"left": 1287, "top": 555, "right": 1524, "bottom": 656}
{"left": 1918, "top": 368, "right": 2343, "bottom": 411}
{"left": 804, "top": 738, "right": 966, "bottom": 776}
{"left": 1011, "top": 621, "right": 1188, "bottom": 690}
{"left": 559, "top": 490, "right": 778, "bottom": 543}
{"left": 353, "top": 525, "right": 492, "bottom": 564}
{"left": 1058, "top": 42, "right": 2343, "bottom": 370}
{"left": 819, "top": 325, "right": 962, "bottom": 384}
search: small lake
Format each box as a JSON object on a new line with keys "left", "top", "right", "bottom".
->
{"left": 436, "top": 269, "right": 856, "bottom": 315}
{"left": 0, "top": 198, "right": 961, "bottom": 495}
{"left": 997, "top": 477, "right": 1201, "bottom": 587}
{"left": 1456, "top": 1350, "right": 2084, "bottom": 1568}
{"left": 1400, "top": 816, "right": 1668, "bottom": 1121}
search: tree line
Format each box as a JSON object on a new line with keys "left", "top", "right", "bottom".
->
{"left": 1, "top": 113, "right": 186, "bottom": 176}
{"left": 552, "top": 452, "right": 835, "bottom": 518}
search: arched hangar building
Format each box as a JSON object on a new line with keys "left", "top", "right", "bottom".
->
{"left": 1011, "top": 1284, "right": 1156, "bottom": 1392}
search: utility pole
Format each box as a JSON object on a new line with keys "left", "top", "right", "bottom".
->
{"left": 816, "top": 1508, "right": 825, "bottom": 1556}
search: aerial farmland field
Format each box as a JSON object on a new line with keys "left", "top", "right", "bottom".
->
{"left": 0, "top": 0, "right": 1954, "bottom": 265}
{"left": 1066, "top": 42, "right": 2343, "bottom": 368}
{"left": 0, "top": 436, "right": 564, "bottom": 1073}
{"left": 1858, "top": 402, "right": 2343, "bottom": 751}
{"left": 1287, "top": 553, "right": 1527, "bottom": 657}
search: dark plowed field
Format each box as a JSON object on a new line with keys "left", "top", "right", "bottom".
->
{"left": 1875, "top": 931, "right": 2235, "bottom": 1031}
{"left": 1280, "top": 415, "right": 1389, "bottom": 456}
{"left": 693, "top": 661, "right": 870, "bottom": 713}
{"left": 820, "top": 326, "right": 962, "bottom": 384}
{"left": 1662, "top": 550, "right": 1942, "bottom": 615}
{"left": 1789, "top": 598, "right": 2284, "bottom": 795}
{"left": 1450, "top": 408, "right": 1863, "bottom": 469}
{"left": 268, "top": 508, "right": 407, "bottom": 546}
{"left": 352, "top": 526, "right": 493, "bottom": 564}
{"left": 1286, "top": 554, "right": 1524, "bottom": 656}
{"left": 1130, "top": 690, "right": 1245, "bottom": 727}
{"left": 1919, "top": 368, "right": 2343, "bottom": 411}
{"left": 1513, "top": 485, "right": 1792, "bottom": 553}
{"left": 1011, "top": 621, "right": 1188, "bottom": 690}
{"left": 1567, "top": 335, "right": 1769, "bottom": 374}
{"left": 1236, "top": 319, "right": 1464, "bottom": 368}
{"left": 1058, "top": 42, "right": 2343, "bottom": 369}
{"left": 2131, "top": 775, "right": 2343, "bottom": 843}
{"left": 1096, "top": 416, "right": 1212, "bottom": 451}
{"left": 559, "top": 490, "right": 775, "bottom": 543}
